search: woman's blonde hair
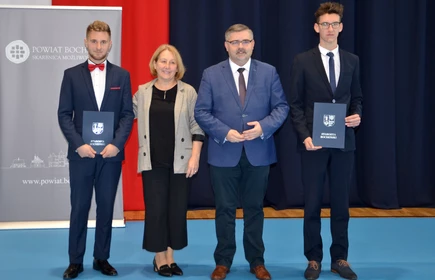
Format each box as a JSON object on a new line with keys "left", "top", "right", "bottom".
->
{"left": 149, "top": 44, "right": 185, "bottom": 80}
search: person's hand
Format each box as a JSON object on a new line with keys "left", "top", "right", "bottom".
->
{"left": 242, "top": 121, "right": 263, "bottom": 141}
{"left": 226, "top": 129, "right": 245, "bottom": 143}
{"left": 100, "top": 144, "right": 120, "bottom": 158}
{"left": 186, "top": 156, "right": 199, "bottom": 178}
{"left": 345, "top": 114, "right": 361, "bottom": 128}
{"left": 303, "top": 137, "right": 322, "bottom": 151}
{"left": 76, "top": 144, "right": 96, "bottom": 158}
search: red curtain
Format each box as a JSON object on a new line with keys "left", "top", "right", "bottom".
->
{"left": 52, "top": 0, "right": 169, "bottom": 210}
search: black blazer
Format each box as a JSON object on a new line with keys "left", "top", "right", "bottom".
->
{"left": 289, "top": 47, "right": 363, "bottom": 151}
{"left": 57, "top": 61, "right": 134, "bottom": 161}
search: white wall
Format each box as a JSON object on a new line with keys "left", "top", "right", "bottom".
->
{"left": 0, "top": 0, "right": 51, "bottom": 5}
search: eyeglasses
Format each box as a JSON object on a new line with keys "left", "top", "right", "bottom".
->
{"left": 226, "top": 39, "right": 253, "bottom": 46}
{"left": 318, "top": 22, "right": 341, "bottom": 29}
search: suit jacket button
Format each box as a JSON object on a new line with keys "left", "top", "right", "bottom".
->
{"left": 332, "top": 99, "right": 336, "bottom": 103}
{"left": 181, "top": 138, "right": 184, "bottom": 142}
{"left": 144, "top": 135, "right": 146, "bottom": 139}
{"left": 143, "top": 152, "right": 146, "bottom": 156}
{"left": 181, "top": 156, "right": 184, "bottom": 159}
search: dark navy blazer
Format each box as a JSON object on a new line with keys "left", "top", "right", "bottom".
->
{"left": 57, "top": 61, "right": 134, "bottom": 161}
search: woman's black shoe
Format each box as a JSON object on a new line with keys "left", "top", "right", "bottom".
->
{"left": 153, "top": 258, "right": 172, "bottom": 277}
{"left": 170, "top": 263, "right": 183, "bottom": 276}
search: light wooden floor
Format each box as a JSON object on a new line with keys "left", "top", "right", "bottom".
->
{"left": 124, "top": 207, "right": 435, "bottom": 221}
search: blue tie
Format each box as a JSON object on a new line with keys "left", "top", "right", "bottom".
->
{"left": 327, "top": 52, "right": 336, "bottom": 93}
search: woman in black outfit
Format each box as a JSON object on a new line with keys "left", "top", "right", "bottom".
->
{"left": 133, "top": 44, "right": 204, "bottom": 277}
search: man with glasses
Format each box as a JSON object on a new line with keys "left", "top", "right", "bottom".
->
{"left": 195, "top": 23, "right": 289, "bottom": 280}
{"left": 289, "top": 2, "right": 362, "bottom": 280}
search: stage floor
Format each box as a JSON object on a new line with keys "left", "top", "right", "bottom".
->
{"left": 1, "top": 218, "right": 434, "bottom": 279}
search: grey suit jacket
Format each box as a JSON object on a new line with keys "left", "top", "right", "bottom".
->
{"left": 133, "top": 79, "right": 204, "bottom": 173}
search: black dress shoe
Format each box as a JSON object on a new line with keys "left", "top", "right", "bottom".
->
{"left": 170, "top": 263, "right": 183, "bottom": 276}
{"left": 93, "top": 259, "right": 118, "bottom": 276}
{"left": 63, "top": 263, "right": 83, "bottom": 279}
{"left": 153, "top": 258, "right": 172, "bottom": 277}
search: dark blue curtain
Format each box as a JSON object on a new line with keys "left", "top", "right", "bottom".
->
{"left": 169, "top": 0, "right": 435, "bottom": 209}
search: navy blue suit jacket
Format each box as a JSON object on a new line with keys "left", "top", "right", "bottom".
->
{"left": 289, "top": 47, "right": 363, "bottom": 151}
{"left": 58, "top": 61, "right": 134, "bottom": 161}
{"left": 194, "top": 59, "right": 289, "bottom": 167}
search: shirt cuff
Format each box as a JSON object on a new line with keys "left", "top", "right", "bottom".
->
{"left": 192, "top": 134, "right": 205, "bottom": 142}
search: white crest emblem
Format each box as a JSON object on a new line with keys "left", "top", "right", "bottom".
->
{"left": 323, "top": 114, "right": 335, "bottom": 127}
{"left": 5, "top": 40, "right": 30, "bottom": 64}
{"left": 92, "top": 122, "right": 104, "bottom": 135}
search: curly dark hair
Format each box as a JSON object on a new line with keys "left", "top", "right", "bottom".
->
{"left": 314, "top": 2, "right": 344, "bottom": 22}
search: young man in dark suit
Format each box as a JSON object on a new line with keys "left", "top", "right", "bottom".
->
{"left": 195, "top": 24, "right": 289, "bottom": 280}
{"left": 58, "top": 20, "right": 134, "bottom": 279}
{"left": 289, "top": 2, "right": 363, "bottom": 280}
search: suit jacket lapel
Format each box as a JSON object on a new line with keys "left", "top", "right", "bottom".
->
{"left": 173, "top": 80, "right": 184, "bottom": 136}
{"left": 221, "top": 60, "right": 243, "bottom": 109}
{"left": 100, "top": 61, "right": 113, "bottom": 111}
{"left": 81, "top": 61, "right": 99, "bottom": 110}
{"left": 312, "top": 48, "right": 334, "bottom": 96}
{"left": 245, "top": 60, "right": 257, "bottom": 109}
{"left": 336, "top": 49, "right": 347, "bottom": 93}
{"left": 143, "top": 80, "right": 155, "bottom": 141}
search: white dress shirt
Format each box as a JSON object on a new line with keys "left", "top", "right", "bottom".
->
{"left": 319, "top": 45, "right": 340, "bottom": 87}
{"left": 229, "top": 58, "right": 251, "bottom": 95}
{"left": 88, "top": 59, "right": 107, "bottom": 110}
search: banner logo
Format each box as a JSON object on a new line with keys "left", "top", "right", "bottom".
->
{"left": 92, "top": 122, "right": 104, "bottom": 135}
{"left": 323, "top": 114, "right": 336, "bottom": 127}
{"left": 5, "top": 40, "right": 30, "bottom": 64}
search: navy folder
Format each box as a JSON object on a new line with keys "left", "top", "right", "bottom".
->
{"left": 312, "top": 102, "right": 346, "bottom": 148}
{"left": 82, "top": 111, "right": 114, "bottom": 153}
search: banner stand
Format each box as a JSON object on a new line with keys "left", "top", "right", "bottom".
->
{"left": 0, "top": 5, "right": 125, "bottom": 229}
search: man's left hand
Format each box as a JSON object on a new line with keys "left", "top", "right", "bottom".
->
{"left": 100, "top": 144, "right": 120, "bottom": 158}
{"left": 345, "top": 114, "right": 361, "bottom": 128}
{"left": 242, "top": 121, "right": 263, "bottom": 141}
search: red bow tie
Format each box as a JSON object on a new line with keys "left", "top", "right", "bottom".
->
{"left": 88, "top": 63, "right": 105, "bottom": 71}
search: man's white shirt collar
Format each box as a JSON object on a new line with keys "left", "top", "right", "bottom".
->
{"left": 229, "top": 58, "right": 251, "bottom": 74}
{"left": 318, "top": 45, "right": 339, "bottom": 57}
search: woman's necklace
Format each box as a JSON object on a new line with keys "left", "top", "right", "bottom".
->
{"left": 156, "top": 80, "right": 175, "bottom": 100}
